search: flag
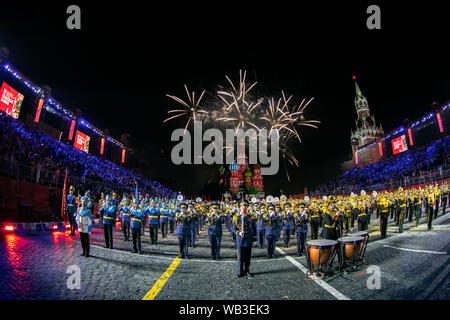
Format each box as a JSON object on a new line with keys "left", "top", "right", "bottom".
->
{"left": 60, "top": 166, "right": 68, "bottom": 224}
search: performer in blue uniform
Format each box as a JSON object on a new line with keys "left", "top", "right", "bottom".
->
{"left": 233, "top": 200, "right": 256, "bottom": 278}
{"left": 130, "top": 199, "right": 145, "bottom": 254}
{"left": 293, "top": 203, "right": 309, "bottom": 256}
{"left": 176, "top": 203, "right": 191, "bottom": 259}
{"left": 100, "top": 195, "right": 117, "bottom": 249}
{"left": 66, "top": 186, "right": 77, "bottom": 236}
{"left": 256, "top": 203, "right": 267, "bottom": 248}
{"left": 264, "top": 204, "right": 279, "bottom": 258}
{"left": 188, "top": 203, "right": 198, "bottom": 247}
{"left": 160, "top": 203, "right": 170, "bottom": 239}
{"left": 206, "top": 203, "right": 223, "bottom": 260}
{"left": 282, "top": 203, "right": 293, "bottom": 247}
{"left": 119, "top": 197, "right": 131, "bottom": 241}
{"left": 75, "top": 196, "right": 93, "bottom": 257}
{"left": 147, "top": 202, "right": 160, "bottom": 245}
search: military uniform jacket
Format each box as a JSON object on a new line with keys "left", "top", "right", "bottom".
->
{"left": 100, "top": 204, "right": 117, "bottom": 225}
{"left": 119, "top": 205, "right": 131, "bottom": 222}
{"left": 293, "top": 212, "right": 308, "bottom": 233}
{"left": 262, "top": 214, "right": 279, "bottom": 236}
{"left": 130, "top": 208, "right": 146, "bottom": 229}
{"left": 282, "top": 211, "right": 293, "bottom": 230}
{"left": 160, "top": 209, "right": 170, "bottom": 223}
{"left": 320, "top": 212, "right": 337, "bottom": 239}
{"left": 206, "top": 214, "right": 224, "bottom": 235}
{"left": 147, "top": 207, "right": 160, "bottom": 225}
{"left": 256, "top": 211, "right": 267, "bottom": 231}
{"left": 176, "top": 213, "right": 191, "bottom": 235}
{"left": 67, "top": 195, "right": 77, "bottom": 216}
{"left": 233, "top": 214, "right": 255, "bottom": 247}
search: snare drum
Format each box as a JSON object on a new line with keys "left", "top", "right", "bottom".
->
{"left": 338, "top": 236, "right": 364, "bottom": 260}
{"left": 306, "top": 240, "right": 337, "bottom": 265}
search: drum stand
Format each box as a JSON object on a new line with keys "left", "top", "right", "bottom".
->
{"left": 357, "top": 234, "right": 369, "bottom": 266}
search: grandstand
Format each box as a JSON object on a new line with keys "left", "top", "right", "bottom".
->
{"left": 0, "top": 52, "right": 177, "bottom": 221}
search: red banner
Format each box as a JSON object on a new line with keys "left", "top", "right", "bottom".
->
{"left": 391, "top": 135, "right": 408, "bottom": 155}
{"left": 100, "top": 137, "right": 105, "bottom": 155}
{"left": 74, "top": 130, "right": 90, "bottom": 153}
{"left": 0, "top": 82, "right": 24, "bottom": 119}
{"left": 34, "top": 98, "right": 44, "bottom": 123}
{"left": 68, "top": 120, "right": 76, "bottom": 141}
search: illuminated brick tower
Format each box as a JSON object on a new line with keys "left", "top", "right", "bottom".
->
{"left": 350, "top": 78, "right": 384, "bottom": 167}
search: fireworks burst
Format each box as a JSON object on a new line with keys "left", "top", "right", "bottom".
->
{"left": 164, "top": 70, "right": 320, "bottom": 178}
{"left": 164, "top": 85, "right": 208, "bottom": 133}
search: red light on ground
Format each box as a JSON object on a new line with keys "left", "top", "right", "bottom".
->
{"left": 5, "top": 225, "right": 14, "bottom": 231}
{"left": 352, "top": 75, "right": 356, "bottom": 80}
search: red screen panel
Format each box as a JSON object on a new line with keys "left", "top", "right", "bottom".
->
{"left": 391, "top": 135, "right": 408, "bottom": 155}
{"left": 0, "top": 82, "right": 24, "bottom": 119}
{"left": 74, "top": 130, "right": 90, "bottom": 153}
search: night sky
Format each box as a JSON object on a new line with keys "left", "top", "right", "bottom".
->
{"left": 1, "top": 2, "right": 449, "bottom": 195}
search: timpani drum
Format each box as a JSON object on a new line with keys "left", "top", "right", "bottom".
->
{"left": 337, "top": 236, "right": 364, "bottom": 272}
{"left": 350, "top": 231, "right": 369, "bottom": 263}
{"left": 305, "top": 240, "right": 337, "bottom": 275}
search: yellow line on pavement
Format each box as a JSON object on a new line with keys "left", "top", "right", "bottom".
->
{"left": 142, "top": 256, "right": 181, "bottom": 300}
{"left": 369, "top": 231, "right": 380, "bottom": 236}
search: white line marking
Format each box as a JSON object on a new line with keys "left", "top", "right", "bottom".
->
{"left": 383, "top": 244, "right": 447, "bottom": 255}
{"left": 276, "top": 247, "right": 351, "bottom": 300}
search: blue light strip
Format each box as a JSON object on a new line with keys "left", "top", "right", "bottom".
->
{"left": 356, "top": 104, "right": 449, "bottom": 152}
{"left": 2, "top": 63, "right": 126, "bottom": 150}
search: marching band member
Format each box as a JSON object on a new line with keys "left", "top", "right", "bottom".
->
{"left": 309, "top": 201, "right": 321, "bottom": 240}
{"left": 176, "top": 203, "right": 191, "bottom": 259}
{"left": 379, "top": 196, "right": 389, "bottom": 239}
{"left": 147, "top": 201, "right": 160, "bottom": 245}
{"left": 357, "top": 200, "right": 368, "bottom": 231}
{"left": 160, "top": 203, "right": 170, "bottom": 239}
{"left": 100, "top": 195, "right": 117, "bottom": 249}
{"left": 293, "top": 202, "right": 308, "bottom": 256}
{"left": 76, "top": 196, "right": 93, "bottom": 257}
{"left": 206, "top": 203, "right": 223, "bottom": 260}
{"left": 119, "top": 197, "right": 131, "bottom": 241}
{"left": 256, "top": 203, "right": 267, "bottom": 249}
{"left": 263, "top": 204, "right": 279, "bottom": 259}
{"left": 321, "top": 201, "right": 340, "bottom": 240}
{"left": 281, "top": 203, "right": 293, "bottom": 247}
{"left": 67, "top": 186, "right": 77, "bottom": 236}
{"left": 233, "top": 200, "right": 255, "bottom": 278}
{"left": 130, "top": 199, "right": 145, "bottom": 254}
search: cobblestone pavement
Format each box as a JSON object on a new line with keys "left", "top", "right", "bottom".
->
{"left": 0, "top": 210, "right": 449, "bottom": 300}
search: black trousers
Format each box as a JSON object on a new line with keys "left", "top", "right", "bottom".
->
{"left": 398, "top": 208, "right": 405, "bottom": 233}
{"left": 415, "top": 205, "right": 422, "bottom": 227}
{"left": 80, "top": 232, "right": 90, "bottom": 256}
{"left": 178, "top": 234, "right": 189, "bottom": 257}
{"left": 266, "top": 235, "right": 275, "bottom": 257}
{"left": 283, "top": 228, "right": 291, "bottom": 247}
{"left": 257, "top": 229, "right": 265, "bottom": 248}
{"left": 104, "top": 223, "right": 113, "bottom": 248}
{"left": 68, "top": 217, "right": 76, "bottom": 235}
{"left": 427, "top": 206, "right": 433, "bottom": 230}
{"left": 296, "top": 232, "right": 306, "bottom": 255}
{"left": 237, "top": 245, "right": 252, "bottom": 275}
{"left": 149, "top": 224, "right": 158, "bottom": 244}
{"left": 160, "top": 222, "right": 168, "bottom": 238}
{"left": 132, "top": 228, "right": 141, "bottom": 252}
{"left": 310, "top": 222, "right": 320, "bottom": 240}
{"left": 434, "top": 199, "right": 440, "bottom": 219}
{"left": 169, "top": 220, "right": 175, "bottom": 233}
{"left": 442, "top": 197, "right": 447, "bottom": 215}
{"left": 209, "top": 233, "right": 221, "bottom": 258}
{"left": 380, "top": 213, "right": 388, "bottom": 239}
{"left": 122, "top": 220, "right": 130, "bottom": 240}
